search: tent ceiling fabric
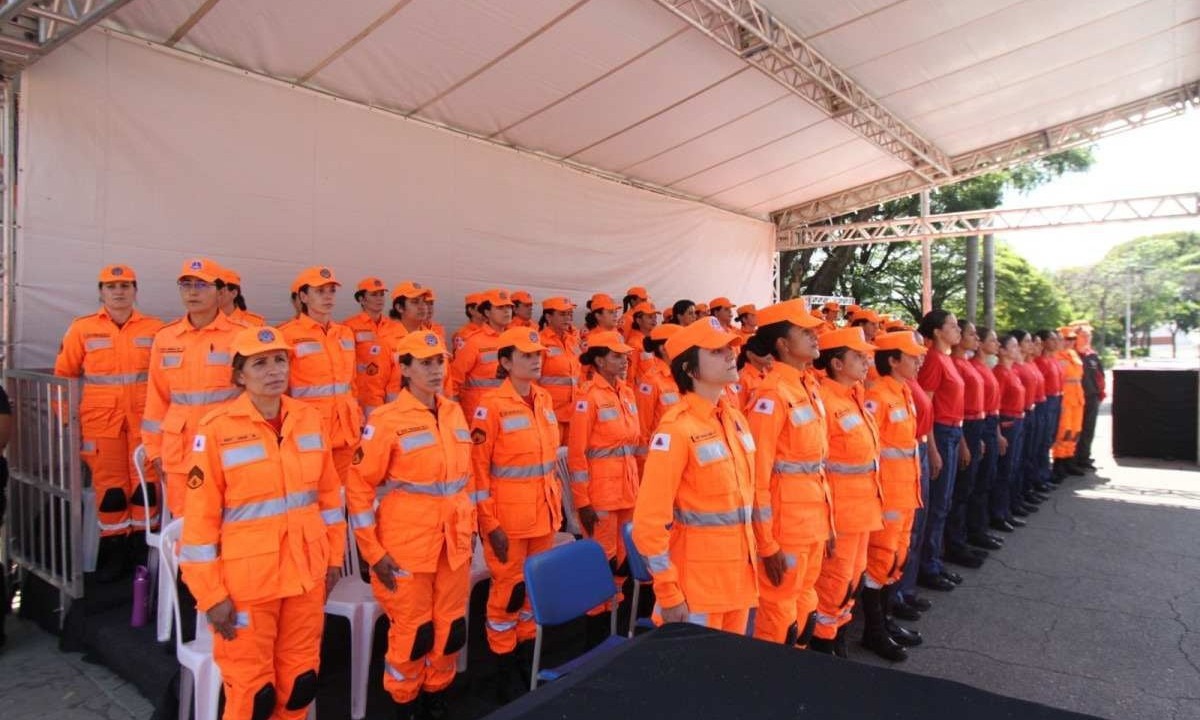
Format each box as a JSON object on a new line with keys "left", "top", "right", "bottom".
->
{"left": 106, "top": 0, "right": 1200, "bottom": 219}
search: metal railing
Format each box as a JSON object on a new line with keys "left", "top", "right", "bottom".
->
{"left": 4, "top": 368, "right": 84, "bottom": 626}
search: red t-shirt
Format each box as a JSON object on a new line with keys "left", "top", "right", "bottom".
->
{"left": 917, "top": 349, "right": 965, "bottom": 426}
{"left": 905, "top": 376, "right": 934, "bottom": 439}
{"left": 952, "top": 356, "right": 985, "bottom": 420}
{"left": 992, "top": 364, "right": 1027, "bottom": 417}
{"left": 1034, "top": 355, "right": 1063, "bottom": 396}
{"left": 1013, "top": 361, "right": 1045, "bottom": 408}
{"left": 971, "top": 357, "right": 1001, "bottom": 416}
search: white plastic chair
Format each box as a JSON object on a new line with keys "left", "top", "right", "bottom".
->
{"left": 134, "top": 444, "right": 175, "bottom": 643}
{"left": 324, "top": 519, "right": 383, "bottom": 720}
{"left": 159, "top": 519, "right": 222, "bottom": 720}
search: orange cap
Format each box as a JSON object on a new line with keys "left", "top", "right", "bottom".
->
{"left": 542, "top": 296, "right": 575, "bottom": 312}
{"left": 178, "top": 257, "right": 223, "bottom": 284}
{"left": 425, "top": 288, "right": 437, "bottom": 301}
{"left": 848, "top": 308, "right": 884, "bottom": 324}
{"left": 392, "top": 281, "right": 432, "bottom": 301}
{"left": 844, "top": 304, "right": 862, "bottom": 316}
{"left": 757, "top": 300, "right": 823, "bottom": 329}
{"left": 497, "top": 327, "right": 546, "bottom": 353}
{"left": 357, "top": 277, "right": 387, "bottom": 293}
{"left": 293, "top": 266, "right": 340, "bottom": 291}
{"left": 662, "top": 307, "right": 675, "bottom": 321}
{"left": 695, "top": 303, "right": 709, "bottom": 315}
{"left": 818, "top": 327, "right": 875, "bottom": 353}
{"left": 395, "top": 330, "right": 449, "bottom": 359}
{"left": 650, "top": 324, "right": 682, "bottom": 342}
{"left": 231, "top": 326, "right": 290, "bottom": 358}
{"left": 589, "top": 293, "right": 618, "bottom": 312}
{"left": 1058, "top": 326, "right": 1077, "bottom": 338}
{"left": 511, "top": 290, "right": 534, "bottom": 305}
{"left": 626, "top": 286, "right": 649, "bottom": 300}
{"left": 665, "top": 316, "right": 738, "bottom": 361}
{"left": 631, "top": 301, "right": 658, "bottom": 316}
{"left": 873, "top": 331, "right": 927, "bottom": 356}
{"left": 482, "top": 288, "right": 514, "bottom": 307}
{"left": 466, "top": 292, "right": 486, "bottom": 306}
{"left": 585, "top": 331, "right": 633, "bottom": 354}
{"left": 736, "top": 304, "right": 756, "bottom": 317}
{"left": 822, "top": 301, "right": 840, "bottom": 311}
{"left": 709, "top": 296, "right": 734, "bottom": 311}
{"left": 883, "top": 319, "right": 911, "bottom": 331}
{"left": 99, "top": 264, "right": 136, "bottom": 283}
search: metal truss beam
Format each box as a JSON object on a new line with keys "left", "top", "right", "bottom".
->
{"left": 778, "top": 192, "right": 1199, "bottom": 250}
{"left": 0, "top": 0, "right": 136, "bottom": 78}
{"left": 775, "top": 81, "right": 1200, "bottom": 235}
{"left": 653, "top": 0, "right": 952, "bottom": 183}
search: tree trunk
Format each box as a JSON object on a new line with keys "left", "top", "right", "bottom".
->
{"left": 805, "top": 246, "right": 857, "bottom": 295}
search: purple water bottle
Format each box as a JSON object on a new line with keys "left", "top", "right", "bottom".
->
{"left": 131, "top": 565, "right": 149, "bottom": 627}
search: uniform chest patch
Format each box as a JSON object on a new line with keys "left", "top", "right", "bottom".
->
{"left": 186, "top": 465, "right": 204, "bottom": 489}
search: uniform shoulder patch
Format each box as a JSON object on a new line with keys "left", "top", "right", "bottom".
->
{"left": 362, "top": 424, "right": 375, "bottom": 441}
{"left": 473, "top": 406, "right": 488, "bottom": 421}
{"left": 192, "top": 435, "right": 206, "bottom": 452}
{"left": 186, "top": 465, "right": 204, "bottom": 489}
{"left": 650, "top": 433, "right": 671, "bottom": 452}
{"left": 753, "top": 398, "right": 775, "bottom": 415}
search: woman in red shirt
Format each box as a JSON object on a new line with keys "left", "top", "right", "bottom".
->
{"left": 969, "top": 328, "right": 1009, "bottom": 540}
{"left": 991, "top": 333, "right": 1029, "bottom": 530}
{"left": 945, "top": 321, "right": 989, "bottom": 570}
{"left": 1012, "top": 330, "right": 1048, "bottom": 515}
{"left": 893, "top": 328, "right": 936, "bottom": 620}
{"left": 914, "top": 310, "right": 964, "bottom": 593}
{"left": 1034, "top": 330, "right": 1065, "bottom": 488}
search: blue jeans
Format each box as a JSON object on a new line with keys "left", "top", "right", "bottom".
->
{"left": 991, "top": 416, "right": 1025, "bottom": 519}
{"left": 1039, "top": 395, "right": 1062, "bottom": 483}
{"left": 896, "top": 440, "right": 931, "bottom": 602}
{"left": 1020, "top": 403, "right": 1043, "bottom": 496}
{"left": 946, "top": 418, "right": 985, "bottom": 552}
{"left": 969, "top": 415, "right": 1000, "bottom": 535}
{"left": 920, "top": 423, "right": 963, "bottom": 577}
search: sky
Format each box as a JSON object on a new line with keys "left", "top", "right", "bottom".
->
{"left": 995, "top": 109, "right": 1200, "bottom": 272}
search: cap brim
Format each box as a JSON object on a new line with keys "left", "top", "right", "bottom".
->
{"left": 238, "top": 342, "right": 291, "bottom": 358}
{"left": 508, "top": 341, "right": 546, "bottom": 353}
{"left": 179, "top": 271, "right": 220, "bottom": 283}
{"left": 596, "top": 342, "right": 634, "bottom": 354}
{"left": 846, "top": 339, "right": 877, "bottom": 353}
{"left": 402, "top": 346, "right": 448, "bottom": 359}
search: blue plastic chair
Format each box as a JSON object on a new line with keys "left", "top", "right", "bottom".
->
{"left": 524, "top": 539, "right": 627, "bottom": 690}
{"left": 620, "top": 522, "right": 657, "bottom": 638}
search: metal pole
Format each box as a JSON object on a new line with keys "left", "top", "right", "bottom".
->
{"left": 920, "top": 191, "right": 932, "bottom": 314}
{"left": 964, "top": 234, "right": 979, "bottom": 323}
{"left": 1124, "top": 267, "right": 1133, "bottom": 361}
{"left": 1, "top": 77, "right": 15, "bottom": 371}
{"left": 982, "top": 234, "right": 995, "bottom": 329}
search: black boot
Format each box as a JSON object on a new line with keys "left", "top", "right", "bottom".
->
{"left": 883, "top": 586, "right": 923, "bottom": 647}
{"left": 420, "top": 689, "right": 449, "bottom": 720}
{"left": 833, "top": 625, "right": 849, "bottom": 659}
{"left": 809, "top": 636, "right": 837, "bottom": 655}
{"left": 860, "top": 587, "right": 907, "bottom": 662}
{"left": 795, "top": 611, "right": 817, "bottom": 648}
{"left": 94, "top": 535, "right": 130, "bottom": 583}
{"left": 515, "top": 639, "right": 535, "bottom": 691}
{"left": 584, "top": 612, "right": 611, "bottom": 650}
{"left": 394, "top": 698, "right": 420, "bottom": 720}
{"left": 1065, "top": 461, "right": 1086, "bottom": 476}
{"left": 494, "top": 650, "right": 527, "bottom": 703}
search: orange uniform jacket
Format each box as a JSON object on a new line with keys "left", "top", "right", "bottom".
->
{"left": 819, "top": 376, "right": 884, "bottom": 534}
{"left": 142, "top": 313, "right": 246, "bottom": 473}
{"left": 450, "top": 325, "right": 504, "bottom": 418}
{"left": 733, "top": 364, "right": 769, "bottom": 413}
{"left": 342, "top": 312, "right": 402, "bottom": 410}
{"left": 277, "top": 314, "right": 362, "bottom": 450}
{"left": 632, "top": 393, "right": 758, "bottom": 612}
{"left": 746, "top": 363, "right": 833, "bottom": 556}
{"left": 625, "top": 330, "right": 648, "bottom": 385}
{"left": 56, "top": 308, "right": 164, "bottom": 442}
{"left": 864, "top": 376, "right": 921, "bottom": 511}
{"left": 450, "top": 323, "right": 483, "bottom": 356}
{"left": 179, "top": 394, "right": 346, "bottom": 611}
{"left": 346, "top": 391, "right": 476, "bottom": 572}
{"left": 635, "top": 357, "right": 681, "bottom": 442}
{"left": 229, "top": 308, "right": 266, "bottom": 327}
{"left": 537, "top": 327, "right": 583, "bottom": 421}
{"left": 567, "top": 375, "right": 641, "bottom": 512}
{"left": 422, "top": 321, "right": 447, "bottom": 344}
{"left": 470, "top": 380, "right": 563, "bottom": 539}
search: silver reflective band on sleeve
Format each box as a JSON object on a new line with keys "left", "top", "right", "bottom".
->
{"left": 85, "top": 337, "right": 113, "bottom": 351}
{"left": 597, "top": 407, "right": 619, "bottom": 422}
{"left": 84, "top": 372, "right": 149, "bottom": 386}
{"left": 221, "top": 443, "right": 268, "bottom": 469}
{"left": 134, "top": 336, "right": 154, "bottom": 348}
{"left": 355, "top": 331, "right": 376, "bottom": 342}
{"left": 141, "top": 418, "right": 162, "bottom": 433}
{"left": 585, "top": 444, "right": 640, "bottom": 460}
{"left": 161, "top": 355, "right": 183, "bottom": 369}
{"left": 234, "top": 612, "right": 250, "bottom": 629}
{"left": 570, "top": 470, "right": 589, "bottom": 484}
{"left": 355, "top": 364, "right": 370, "bottom": 373}
{"left": 291, "top": 382, "right": 352, "bottom": 398}
{"left": 827, "top": 461, "right": 877, "bottom": 474}
{"left": 672, "top": 506, "right": 751, "bottom": 527}
{"left": 486, "top": 619, "right": 517, "bottom": 633}
{"left": 98, "top": 518, "right": 131, "bottom": 531}
{"left": 661, "top": 392, "right": 680, "bottom": 405}
{"left": 382, "top": 476, "right": 468, "bottom": 496}
{"left": 880, "top": 447, "right": 917, "bottom": 459}
{"left": 539, "top": 376, "right": 576, "bottom": 386}
{"left": 772, "top": 459, "right": 824, "bottom": 475}
{"left": 321, "top": 507, "right": 345, "bottom": 525}
{"left": 81, "top": 440, "right": 97, "bottom": 453}
{"left": 480, "top": 351, "right": 498, "bottom": 363}
{"left": 207, "top": 352, "right": 231, "bottom": 365}
{"left": 686, "top": 612, "right": 709, "bottom": 626}
{"left": 784, "top": 553, "right": 797, "bottom": 569}
{"left": 224, "top": 490, "right": 319, "bottom": 522}
{"left": 348, "top": 510, "right": 375, "bottom": 529}
{"left": 340, "top": 339, "right": 355, "bottom": 351}
{"left": 386, "top": 664, "right": 408, "bottom": 682}
{"left": 547, "top": 347, "right": 563, "bottom": 357}
{"left": 883, "top": 510, "right": 902, "bottom": 521}
{"left": 490, "top": 460, "right": 556, "bottom": 479}
{"left": 889, "top": 408, "right": 909, "bottom": 423}
{"left": 470, "top": 489, "right": 490, "bottom": 505}
{"left": 455, "top": 428, "right": 471, "bottom": 442}
{"left": 694, "top": 440, "right": 730, "bottom": 464}
{"left": 296, "top": 433, "right": 324, "bottom": 451}
{"left": 465, "top": 378, "right": 503, "bottom": 389}
{"left": 750, "top": 506, "right": 773, "bottom": 523}
{"left": 500, "top": 415, "right": 531, "bottom": 433}
{"left": 645, "top": 551, "right": 671, "bottom": 573}
{"left": 179, "top": 543, "right": 219, "bottom": 562}
{"left": 399, "top": 430, "right": 437, "bottom": 453}
{"left": 790, "top": 405, "right": 816, "bottom": 425}
{"left": 294, "top": 341, "right": 323, "bottom": 357}
{"left": 385, "top": 393, "right": 399, "bottom": 402}
{"left": 170, "top": 388, "right": 242, "bottom": 405}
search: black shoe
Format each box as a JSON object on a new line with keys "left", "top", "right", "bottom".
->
{"left": 1011, "top": 506, "right": 1031, "bottom": 518}
{"left": 833, "top": 626, "right": 849, "bottom": 658}
{"left": 986, "top": 533, "right": 1006, "bottom": 544}
{"left": 859, "top": 587, "right": 907, "bottom": 662}
{"left": 583, "top": 612, "right": 611, "bottom": 650}
{"left": 1065, "top": 462, "right": 1086, "bottom": 476}
{"left": 941, "top": 570, "right": 963, "bottom": 585}
{"left": 886, "top": 619, "right": 923, "bottom": 647}
{"left": 918, "top": 573, "right": 955, "bottom": 592}
{"left": 968, "top": 548, "right": 989, "bottom": 559}
{"left": 394, "top": 699, "right": 420, "bottom": 720}
{"left": 968, "top": 534, "right": 1003, "bottom": 550}
{"left": 892, "top": 600, "right": 922, "bottom": 622}
{"left": 1052, "top": 461, "right": 1068, "bottom": 482}
{"left": 1020, "top": 502, "right": 1041, "bottom": 513}
{"left": 420, "top": 689, "right": 449, "bottom": 720}
{"left": 907, "top": 595, "right": 933, "bottom": 612}
{"left": 1024, "top": 492, "right": 1047, "bottom": 504}
{"left": 94, "top": 535, "right": 130, "bottom": 584}
{"left": 1008, "top": 516, "right": 1027, "bottom": 527}
{"left": 494, "top": 650, "right": 528, "bottom": 703}
{"left": 1034, "top": 483, "right": 1055, "bottom": 494}
{"left": 990, "top": 519, "right": 1015, "bottom": 533}
{"left": 946, "top": 549, "right": 983, "bottom": 569}
{"left": 1080, "top": 458, "right": 1097, "bottom": 469}
{"left": 809, "top": 636, "right": 837, "bottom": 655}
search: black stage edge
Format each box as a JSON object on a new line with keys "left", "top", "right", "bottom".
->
{"left": 1112, "top": 367, "right": 1198, "bottom": 461}
{"left": 485, "top": 623, "right": 1103, "bottom": 720}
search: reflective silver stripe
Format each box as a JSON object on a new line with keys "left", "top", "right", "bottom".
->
{"left": 827, "top": 461, "right": 877, "bottom": 474}
{"left": 291, "top": 382, "right": 351, "bottom": 398}
{"left": 383, "top": 476, "right": 468, "bottom": 497}
{"left": 597, "top": 407, "right": 619, "bottom": 422}
{"left": 470, "top": 490, "right": 490, "bottom": 504}
{"left": 98, "top": 519, "right": 132, "bottom": 531}
{"left": 694, "top": 440, "right": 730, "bottom": 464}
{"left": 399, "top": 431, "right": 437, "bottom": 453}
{"left": 645, "top": 552, "right": 671, "bottom": 573}
{"left": 838, "top": 413, "right": 863, "bottom": 432}
{"left": 355, "top": 363, "right": 371, "bottom": 373}
{"left": 586, "top": 445, "right": 640, "bottom": 460}
{"left": 171, "top": 388, "right": 241, "bottom": 405}
{"left": 348, "top": 510, "right": 375, "bottom": 529}
{"left": 570, "top": 470, "right": 589, "bottom": 484}
{"left": 661, "top": 392, "right": 680, "bottom": 405}
{"left": 547, "top": 347, "right": 563, "bottom": 357}
{"left": 539, "top": 376, "right": 576, "bottom": 386}
{"left": 207, "top": 352, "right": 231, "bottom": 365}
{"left": 85, "top": 337, "right": 113, "bottom": 351}
{"left": 889, "top": 408, "right": 909, "bottom": 423}
{"left": 465, "top": 378, "right": 503, "bottom": 389}
{"left": 224, "top": 490, "right": 318, "bottom": 522}
{"left": 161, "top": 355, "right": 183, "bottom": 369}
{"left": 672, "top": 506, "right": 751, "bottom": 527}
{"left": 883, "top": 510, "right": 902, "bottom": 521}
{"left": 81, "top": 440, "right": 97, "bottom": 453}
{"left": 296, "top": 433, "right": 324, "bottom": 451}
{"left": 518, "top": 610, "right": 534, "bottom": 622}
{"left": 686, "top": 612, "right": 709, "bottom": 626}
{"left": 490, "top": 460, "right": 556, "bottom": 479}
{"left": 790, "top": 405, "right": 816, "bottom": 425}
{"left": 385, "top": 393, "right": 399, "bottom": 402}
{"left": 295, "top": 341, "right": 323, "bottom": 357}
{"left": 1064, "top": 378, "right": 1082, "bottom": 384}
{"left": 179, "top": 543, "right": 219, "bottom": 562}
{"left": 784, "top": 553, "right": 797, "bottom": 569}
{"left": 221, "top": 443, "right": 268, "bottom": 469}
{"left": 134, "top": 336, "right": 154, "bottom": 348}
{"left": 141, "top": 418, "right": 162, "bottom": 433}
{"left": 773, "top": 459, "right": 824, "bottom": 475}
{"left": 751, "top": 506, "right": 772, "bottom": 523}
{"left": 386, "top": 663, "right": 408, "bottom": 682}
{"left": 480, "top": 351, "right": 498, "bottom": 363}
{"left": 455, "top": 428, "right": 471, "bottom": 442}
{"left": 880, "top": 447, "right": 917, "bottom": 459}
{"left": 83, "top": 372, "right": 148, "bottom": 386}
{"left": 339, "top": 339, "right": 355, "bottom": 351}
{"left": 487, "top": 619, "right": 517, "bottom": 633}
{"left": 234, "top": 612, "right": 250, "bottom": 629}
{"left": 355, "top": 331, "right": 376, "bottom": 342}
{"left": 321, "top": 507, "right": 345, "bottom": 525}
{"left": 500, "top": 415, "right": 531, "bottom": 433}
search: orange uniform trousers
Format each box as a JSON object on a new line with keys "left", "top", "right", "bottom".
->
{"left": 581, "top": 507, "right": 635, "bottom": 611}
{"left": 371, "top": 547, "right": 469, "bottom": 704}
{"left": 813, "top": 532, "right": 870, "bottom": 640}
{"left": 483, "top": 533, "right": 555, "bottom": 655}
{"left": 753, "top": 540, "right": 824, "bottom": 645}
{"left": 83, "top": 420, "right": 159, "bottom": 535}
{"left": 653, "top": 607, "right": 751, "bottom": 635}
{"left": 1053, "top": 389, "right": 1085, "bottom": 459}
{"left": 865, "top": 508, "right": 916, "bottom": 589}
{"left": 211, "top": 583, "right": 325, "bottom": 720}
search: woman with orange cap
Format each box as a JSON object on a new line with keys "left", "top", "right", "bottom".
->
{"left": 632, "top": 317, "right": 757, "bottom": 634}
{"left": 421, "top": 288, "right": 446, "bottom": 343}
{"left": 277, "top": 266, "right": 362, "bottom": 481}
{"left": 450, "top": 293, "right": 486, "bottom": 355}
{"left": 624, "top": 301, "right": 659, "bottom": 385}
{"left": 510, "top": 291, "right": 535, "bottom": 328}
{"left": 733, "top": 341, "right": 773, "bottom": 411}
{"left": 180, "top": 325, "right": 345, "bottom": 720}
{"left": 809, "top": 327, "right": 882, "bottom": 656}
{"left": 343, "top": 277, "right": 396, "bottom": 417}
{"left": 634, "top": 324, "right": 682, "bottom": 443}
{"left": 537, "top": 296, "right": 583, "bottom": 440}
{"left": 619, "top": 286, "right": 650, "bottom": 339}
{"left": 736, "top": 304, "right": 758, "bottom": 341}
{"left": 217, "top": 267, "right": 266, "bottom": 326}
{"left": 346, "top": 330, "right": 475, "bottom": 720}
{"left": 668, "top": 299, "right": 698, "bottom": 327}
{"left": 582, "top": 293, "right": 621, "bottom": 340}
{"left": 450, "top": 289, "right": 513, "bottom": 420}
